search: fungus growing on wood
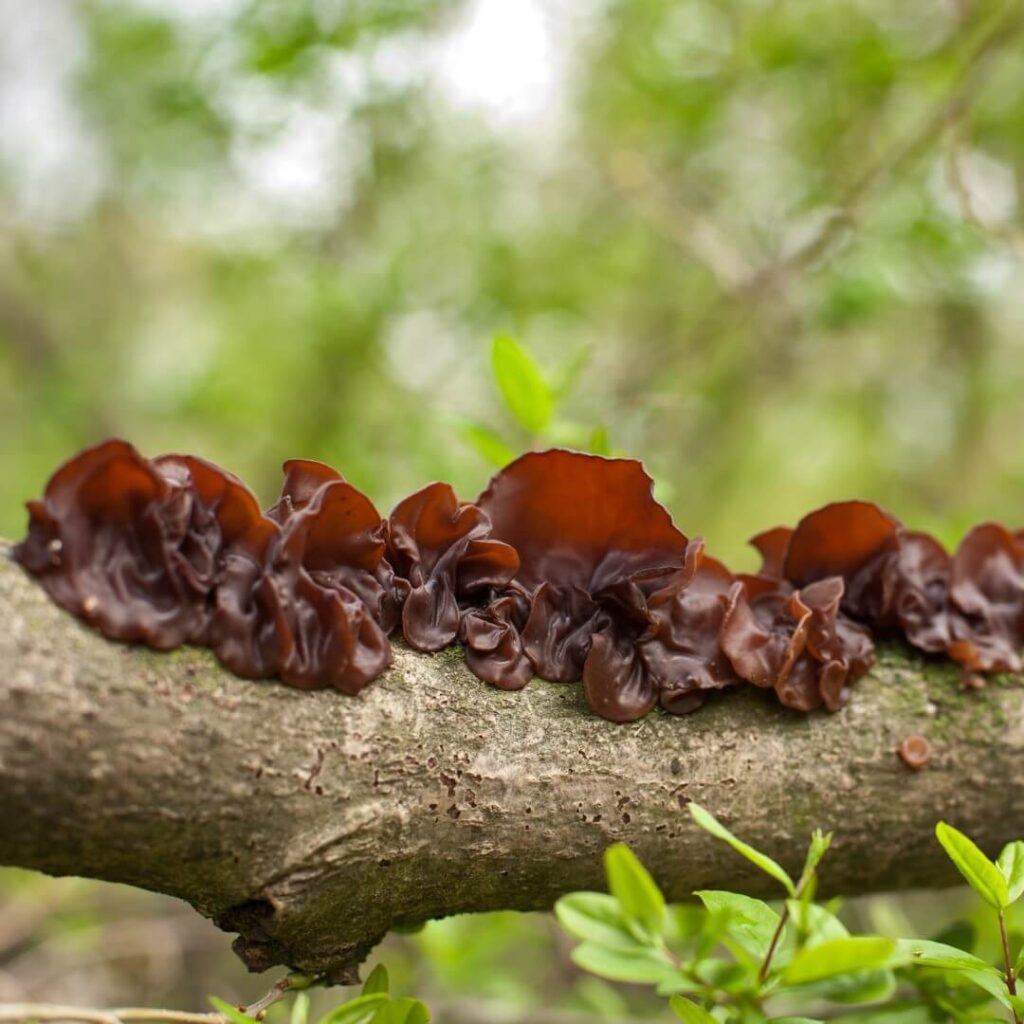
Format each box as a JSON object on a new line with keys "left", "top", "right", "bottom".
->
{"left": 15, "top": 440, "right": 248, "bottom": 649}
{"left": 477, "top": 451, "right": 744, "bottom": 721}
{"left": 898, "top": 735, "right": 932, "bottom": 770}
{"left": 13, "top": 441, "right": 1024, "bottom": 724}
{"left": 14, "top": 440, "right": 393, "bottom": 696}
{"left": 385, "top": 482, "right": 519, "bottom": 652}
{"left": 721, "top": 575, "right": 874, "bottom": 712}
{"left": 766, "top": 500, "right": 1024, "bottom": 679}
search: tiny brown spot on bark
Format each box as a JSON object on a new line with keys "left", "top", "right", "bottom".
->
{"left": 898, "top": 735, "right": 931, "bottom": 770}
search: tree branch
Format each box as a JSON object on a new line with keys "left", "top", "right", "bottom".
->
{"left": 1, "top": 544, "right": 1022, "bottom": 982}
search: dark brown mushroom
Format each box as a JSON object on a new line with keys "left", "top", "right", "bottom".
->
{"left": 386, "top": 482, "right": 519, "bottom": 652}
{"left": 635, "top": 540, "right": 740, "bottom": 716}
{"left": 947, "top": 522, "right": 1024, "bottom": 673}
{"left": 721, "top": 574, "right": 874, "bottom": 713}
{"left": 460, "top": 592, "right": 534, "bottom": 691}
{"left": 478, "top": 450, "right": 698, "bottom": 720}
{"left": 15, "top": 441, "right": 394, "bottom": 696}
{"left": 898, "top": 735, "right": 931, "bottom": 770}
{"left": 15, "top": 440, "right": 233, "bottom": 648}
{"left": 16, "top": 440, "right": 1024, "bottom": 724}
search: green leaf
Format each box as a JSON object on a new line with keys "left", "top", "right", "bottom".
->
{"left": 694, "top": 890, "right": 780, "bottom": 958}
{"left": 694, "top": 907, "right": 732, "bottom": 960}
{"left": 371, "top": 998, "right": 430, "bottom": 1024}
{"left": 315, "top": 994, "right": 389, "bottom": 1024}
{"left": 666, "top": 903, "right": 707, "bottom": 945}
{"left": 604, "top": 844, "right": 666, "bottom": 938}
{"left": 452, "top": 418, "right": 516, "bottom": 467}
{"left": 935, "top": 822, "right": 1009, "bottom": 908}
{"left": 693, "top": 959, "right": 749, "bottom": 994}
{"left": 816, "top": 968, "right": 897, "bottom": 1005}
{"left": 784, "top": 937, "right": 897, "bottom": 985}
{"left": 490, "top": 334, "right": 554, "bottom": 433}
{"left": 959, "top": 969, "right": 1016, "bottom": 1010}
{"left": 654, "top": 974, "right": 703, "bottom": 997}
{"left": 669, "top": 995, "right": 717, "bottom": 1023}
{"left": 896, "top": 938, "right": 1003, "bottom": 976}
{"left": 362, "top": 964, "right": 389, "bottom": 996}
{"left": 769, "top": 1019, "right": 825, "bottom": 1023}
{"left": 802, "top": 830, "right": 832, "bottom": 877}
{"left": 209, "top": 997, "right": 258, "bottom": 1024}
{"left": 688, "top": 803, "right": 795, "bottom": 896}
{"left": 570, "top": 941, "right": 678, "bottom": 985}
{"left": 290, "top": 993, "right": 310, "bottom": 1024}
{"left": 997, "top": 840, "right": 1024, "bottom": 904}
{"left": 785, "top": 900, "right": 848, "bottom": 946}
{"left": 555, "top": 891, "right": 642, "bottom": 950}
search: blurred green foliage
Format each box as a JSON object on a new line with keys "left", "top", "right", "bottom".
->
{"left": 3, "top": 0, "right": 1024, "bottom": 1019}
{"left": 3, "top": 0, "right": 1024, "bottom": 568}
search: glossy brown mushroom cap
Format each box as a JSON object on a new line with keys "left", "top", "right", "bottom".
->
{"left": 477, "top": 450, "right": 688, "bottom": 592}
{"left": 387, "top": 482, "right": 519, "bottom": 652}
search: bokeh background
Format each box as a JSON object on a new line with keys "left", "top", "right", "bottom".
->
{"left": 3, "top": 0, "right": 1024, "bottom": 1020}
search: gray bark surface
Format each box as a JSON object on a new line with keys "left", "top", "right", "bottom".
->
{"left": 0, "top": 544, "right": 1021, "bottom": 981}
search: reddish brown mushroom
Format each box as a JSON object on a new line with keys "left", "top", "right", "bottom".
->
{"left": 721, "top": 574, "right": 874, "bottom": 713}
{"left": 14, "top": 441, "right": 395, "bottom": 696}
{"left": 898, "top": 735, "right": 932, "bottom": 770}
{"left": 478, "top": 450, "right": 717, "bottom": 721}
{"left": 15, "top": 440, "right": 1024, "bottom": 724}
{"left": 947, "top": 522, "right": 1024, "bottom": 673}
{"left": 386, "top": 482, "right": 519, "bottom": 652}
{"left": 15, "top": 440, "right": 234, "bottom": 649}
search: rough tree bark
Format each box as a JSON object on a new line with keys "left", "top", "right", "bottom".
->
{"left": 1, "top": 544, "right": 1021, "bottom": 983}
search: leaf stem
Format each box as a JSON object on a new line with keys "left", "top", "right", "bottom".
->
{"left": 999, "top": 910, "right": 1020, "bottom": 1024}
{"left": 759, "top": 865, "right": 817, "bottom": 984}
{"left": 758, "top": 904, "right": 791, "bottom": 984}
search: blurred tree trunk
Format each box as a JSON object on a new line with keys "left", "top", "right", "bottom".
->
{"left": 1, "top": 546, "right": 1021, "bottom": 982}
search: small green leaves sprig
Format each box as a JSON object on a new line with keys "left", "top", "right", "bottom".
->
{"left": 454, "top": 335, "right": 614, "bottom": 466}
{"left": 556, "top": 804, "right": 1024, "bottom": 1023}
{"left": 922, "top": 821, "right": 1024, "bottom": 1023}
{"left": 210, "top": 965, "right": 429, "bottom": 1024}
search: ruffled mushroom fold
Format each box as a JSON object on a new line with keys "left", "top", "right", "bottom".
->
{"left": 15, "top": 443, "right": 1024, "bottom": 723}
{"left": 14, "top": 440, "right": 395, "bottom": 695}
{"left": 385, "top": 482, "right": 519, "bottom": 652}
{"left": 758, "top": 500, "right": 1024, "bottom": 677}
{"left": 477, "top": 450, "right": 747, "bottom": 721}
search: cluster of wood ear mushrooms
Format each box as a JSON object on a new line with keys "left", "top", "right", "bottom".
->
{"left": 15, "top": 440, "right": 1024, "bottom": 722}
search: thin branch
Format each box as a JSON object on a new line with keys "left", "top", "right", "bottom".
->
{"left": 944, "top": 110, "right": 1024, "bottom": 256}
{"left": 744, "top": 0, "right": 1024, "bottom": 290}
{"left": 0, "top": 1008, "right": 218, "bottom": 1024}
